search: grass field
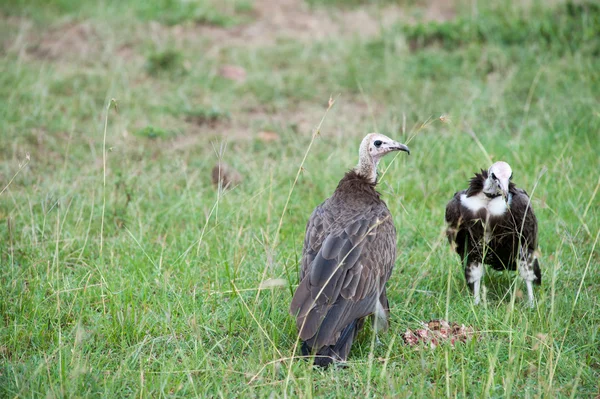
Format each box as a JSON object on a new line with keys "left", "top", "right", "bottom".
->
{"left": 1, "top": 0, "right": 599, "bottom": 397}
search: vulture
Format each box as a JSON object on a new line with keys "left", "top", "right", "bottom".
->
{"left": 445, "top": 161, "right": 541, "bottom": 307}
{"left": 289, "top": 133, "right": 410, "bottom": 367}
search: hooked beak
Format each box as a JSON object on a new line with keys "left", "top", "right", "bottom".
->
{"left": 389, "top": 142, "right": 410, "bottom": 155}
{"left": 499, "top": 179, "right": 510, "bottom": 200}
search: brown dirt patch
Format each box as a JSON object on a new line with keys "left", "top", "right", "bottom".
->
{"left": 3, "top": 16, "right": 143, "bottom": 65}
{"left": 170, "top": 0, "right": 407, "bottom": 48}
{"left": 420, "top": 0, "right": 457, "bottom": 23}
{"left": 24, "top": 21, "right": 102, "bottom": 61}
{"left": 170, "top": 96, "right": 385, "bottom": 152}
{"left": 162, "top": 0, "right": 459, "bottom": 55}
{"left": 3, "top": 0, "right": 457, "bottom": 64}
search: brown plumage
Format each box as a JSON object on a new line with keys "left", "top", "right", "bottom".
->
{"left": 290, "top": 133, "right": 410, "bottom": 367}
{"left": 445, "top": 162, "right": 541, "bottom": 307}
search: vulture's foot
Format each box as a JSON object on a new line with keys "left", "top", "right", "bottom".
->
{"left": 375, "top": 335, "right": 382, "bottom": 346}
{"left": 333, "top": 361, "right": 349, "bottom": 369}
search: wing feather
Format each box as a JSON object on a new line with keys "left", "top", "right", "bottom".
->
{"left": 508, "top": 188, "right": 538, "bottom": 251}
{"left": 290, "top": 203, "right": 396, "bottom": 346}
{"left": 445, "top": 190, "right": 464, "bottom": 244}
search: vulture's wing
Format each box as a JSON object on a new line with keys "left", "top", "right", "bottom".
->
{"left": 298, "top": 205, "right": 326, "bottom": 283}
{"left": 509, "top": 188, "right": 538, "bottom": 251}
{"left": 445, "top": 191, "right": 464, "bottom": 244}
{"left": 290, "top": 204, "right": 396, "bottom": 347}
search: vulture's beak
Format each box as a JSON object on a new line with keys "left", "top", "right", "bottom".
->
{"left": 390, "top": 142, "right": 410, "bottom": 155}
{"left": 499, "top": 179, "right": 510, "bottom": 200}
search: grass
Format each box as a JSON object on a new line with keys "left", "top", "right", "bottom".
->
{"left": 402, "top": 1, "right": 600, "bottom": 53}
{"left": 1, "top": 0, "right": 599, "bottom": 397}
{"left": 1, "top": 0, "right": 254, "bottom": 26}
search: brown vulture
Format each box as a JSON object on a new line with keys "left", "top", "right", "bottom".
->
{"left": 289, "top": 133, "right": 410, "bottom": 367}
{"left": 445, "top": 161, "right": 541, "bottom": 307}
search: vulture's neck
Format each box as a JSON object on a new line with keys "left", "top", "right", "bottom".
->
{"left": 355, "top": 156, "right": 379, "bottom": 184}
{"left": 336, "top": 170, "right": 380, "bottom": 200}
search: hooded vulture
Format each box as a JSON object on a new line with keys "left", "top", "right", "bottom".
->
{"left": 289, "top": 133, "right": 410, "bottom": 367}
{"left": 445, "top": 161, "right": 541, "bottom": 307}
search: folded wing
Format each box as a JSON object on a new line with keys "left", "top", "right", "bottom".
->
{"left": 290, "top": 204, "right": 396, "bottom": 348}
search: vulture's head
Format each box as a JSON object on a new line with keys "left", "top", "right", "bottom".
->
{"left": 483, "top": 161, "right": 513, "bottom": 199}
{"left": 357, "top": 133, "right": 410, "bottom": 182}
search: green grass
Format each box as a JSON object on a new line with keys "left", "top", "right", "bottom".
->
{"left": 305, "top": 0, "right": 410, "bottom": 7}
{"left": 1, "top": 0, "right": 254, "bottom": 26}
{"left": 1, "top": 0, "right": 599, "bottom": 397}
{"left": 402, "top": 1, "right": 600, "bottom": 54}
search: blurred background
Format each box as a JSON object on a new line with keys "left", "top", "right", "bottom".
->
{"left": 2, "top": 0, "right": 598, "bottom": 151}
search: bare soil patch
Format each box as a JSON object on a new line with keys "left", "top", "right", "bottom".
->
{"left": 170, "top": 96, "right": 384, "bottom": 152}
{"left": 1, "top": 1, "right": 456, "bottom": 153}
{"left": 191, "top": 0, "right": 457, "bottom": 47}
{"left": 421, "top": 0, "right": 457, "bottom": 23}
{"left": 3, "top": 0, "right": 457, "bottom": 63}
{"left": 20, "top": 21, "right": 102, "bottom": 61}
{"left": 3, "top": 16, "right": 143, "bottom": 65}
{"left": 171, "top": 0, "right": 407, "bottom": 48}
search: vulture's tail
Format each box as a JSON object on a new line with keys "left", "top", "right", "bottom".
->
{"left": 302, "top": 319, "right": 362, "bottom": 368}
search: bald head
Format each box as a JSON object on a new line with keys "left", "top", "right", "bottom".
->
{"left": 484, "top": 161, "right": 513, "bottom": 198}
{"left": 356, "top": 133, "right": 410, "bottom": 183}
{"left": 359, "top": 133, "right": 410, "bottom": 162}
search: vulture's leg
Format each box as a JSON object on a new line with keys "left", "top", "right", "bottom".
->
{"left": 465, "top": 262, "right": 484, "bottom": 305}
{"left": 374, "top": 295, "right": 389, "bottom": 332}
{"left": 372, "top": 301, "right": 388, "bottom": 345}
{"left": 519, "top": 250, "right": 538, "bottom": 308}
{"left": 372, "top": 292, "right": 389, "bottom": 346}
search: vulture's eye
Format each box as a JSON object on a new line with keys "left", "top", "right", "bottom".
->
{"left": 491, "top": 173, "right": 497, "bottom": 180}
{"left": 374, "top": 140, "right": 382, "bottom": 148}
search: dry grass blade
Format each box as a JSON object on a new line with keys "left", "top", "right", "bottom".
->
{"left": 0, "top": 153, "right": 30, "bottom": 197}
{"left": 274, "top": 95, "right": 338, "bottom": 247}
{"left": 549, "top": 227, "right": 600, "bottom": 389}
{"left": 465, "top": 124, "right": 493, "bottom": 166}
{"left": 231, "top": 282, "right": 283, "bottom": 359}
{"left": 100, "top": 98, "right": 117, "bottom": 254}
{"left": 378, "top": 115, "right": 435, "bottom": 183}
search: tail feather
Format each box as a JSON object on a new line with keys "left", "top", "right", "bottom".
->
{"left": 302, "top": 319, "right": 362, "bottom": 368}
